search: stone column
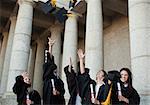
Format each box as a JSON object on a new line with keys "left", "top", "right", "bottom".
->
{"left": 0, "top": 36, "right": 3, "bottom": 52}
{"left": 62, "top": 14, "right": 78, "bottom": 100}
{"left": 128, "top": 0, "right": 150, "bottom": 104}
{"left": 85, "top": 0, "right": 103, "bottom": 80}
{"left": 0, "top": 32, "right": 8, "bottom": 85}
{"left": 32, "top": 39, "right": 44, "bottom": 96}
{"left": 27, "top": 44, "right": 37, "bottom": 84}
{"left": 50, "top": 24, "right": 63, "bottom": 75}
{"left": 6, "top": 0, "right": 33, "bottom": 93}
{"left": 0, "top": 16, "right": 17, "bottom": 95}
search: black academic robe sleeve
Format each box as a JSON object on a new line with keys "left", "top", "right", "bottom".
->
{"left": 13, "top": 75, "right": 24, "bottom": 94}
{"left": 64, "top": 65, "right": 77, "bottom": 105}
{"left": 77, "top": 68, "right": 96, "bottom": 105}
{"left": 128, "top": 88, "right": 140, "bottom": 105}
{"left": 43, "top": 53, "right": 57, "bottom": 80}
{"left": 12, "top": 75, "right": 27, "bottom": 105}
{"left": 97, "top": 84, "right": 107, "bottom": 102}
{"left": 112, "top": 82, "right": 140, "bottom": 105}
{"left": 29, "top": 90, "right": 41, "bottom": 105}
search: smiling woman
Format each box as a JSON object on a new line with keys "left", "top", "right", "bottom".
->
{"left": 111, "top": 68, "right": 140, "bottom": 105}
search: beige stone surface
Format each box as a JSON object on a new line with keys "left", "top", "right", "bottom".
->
{"left": 0, "top": 16, "right": 16, "bottom": 95}
{"left": 104, "top": 17, "right": 131, "bottom": 71}
{"left": 33, "top": 39, "right": 44, "bottom": 97}
{"left": 85, "top": 0, "right": 103, "bottom": 80}
{"left": 62, "top": 16, "right": 78, "bottom": 100}
{"left": 6, "top": 0, "right": 33, "bottom": 92}
{"left": 0, "top": 32, "right": 8, "bottom": 85}
{"left": 129, "top": 0, "right": 150, "bottom": 104}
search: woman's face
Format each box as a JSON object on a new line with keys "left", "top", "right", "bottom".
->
{"left": 120, "top": 70, "right": 129, "bottom": 83}
{"left": 96, "top": 71, "right": 104, "bottom": 81}
{"left": 23, "top": 76, "right": 31, "bottom": 84}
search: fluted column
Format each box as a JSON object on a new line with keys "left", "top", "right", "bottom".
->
{"left": 62, "top": 15, "right": 78, "bottom": 100}
{"left": 128, "top": 0, "right": 150, "bottom": 104}
{"left": 50, "top": 24, "right": 63, "bottom": 75}
{"left": 0, "top": 32, "right": 8, "bottom": 85}
{"left": 27, "top": 43, "right": 37, "bottom": 84}
{"left": 0, "top": 16, "right": 17, "bottom": 95}
{"left": 33, "top": 39, "right": 44, "bottom": 96}
{"left": 6, "top": 0, "right": 33, "bottom": 93}
{"left": 85, "top": 0, "right": 103, "bottom": 80}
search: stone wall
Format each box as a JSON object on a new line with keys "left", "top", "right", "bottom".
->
{"left": 104, "top": 16, "right": 131, "bottom": 71}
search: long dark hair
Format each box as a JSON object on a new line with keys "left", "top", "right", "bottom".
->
{"left": 96, "top": 69, "right": 108, "bottom": 83}
{"left": 120, "top": 68, "right": 133, "bottom": 87}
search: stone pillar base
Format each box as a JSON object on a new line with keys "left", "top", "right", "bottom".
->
{"left": 1, "top": 92, "right": 17, "bottom": 105}
{"left": 140, "top": 95, "right": 150, "bottom": 105}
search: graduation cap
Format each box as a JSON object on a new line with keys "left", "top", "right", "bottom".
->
{"left": 69, "top": 0, "right": 77, "bottom": 8}
{"left": 71, "top": 0, "right": 87, "bottom": 14}
{"left": 108, "top": 70, "right": 121, "bottom": 82}
{"left": 33, "top": 0, "right": 49, "bottom": 3}
{"left": 54, "top": 7, "right": 68, "bottom": 23}
{"left": 40, "top": 0, "right": 56, "bottom": 14}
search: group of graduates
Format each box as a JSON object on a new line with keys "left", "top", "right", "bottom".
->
{"left": 13, "top": 37, "right": 140, "bottom": 105}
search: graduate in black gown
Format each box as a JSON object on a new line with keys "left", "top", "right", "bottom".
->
{"left": 13, "top": 72, "right": 41, "bottom": 105}
{"left": 64, "top": 57, "right": 79, "bottom": 105}
{"left": 76, "top": 49, "right": 109, "bottom": 105}
{"left": 111, "top": 68, "right": 140, "bottom": 105}
{"left": 43, "top": 37, "right": 65, "bottom": 105}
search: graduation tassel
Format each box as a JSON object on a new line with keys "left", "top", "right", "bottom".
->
{"left": 66, "top": 13, "right": 75, "bottom": 17}
{"left": 50, "top": 0, "right": 57, "bottom": 7}
{"left": 101, "top": 85, "right": 112, "bottom": 105}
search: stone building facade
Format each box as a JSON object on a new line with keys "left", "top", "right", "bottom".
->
{"left": 0, "top": 0, "right": 150, "bottom": 105}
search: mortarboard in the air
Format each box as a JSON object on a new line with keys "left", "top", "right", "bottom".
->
{"left": 40, "top": 0, "right": 56, "bottom": 14}
{"left": 54, "top": 7, "right": 68, "bottom": 23}
{"left": 69, "top": 0, "right": 77, "bottom": 8}
{"left": 71, "top": 0, "right": 87, "bottom": 14}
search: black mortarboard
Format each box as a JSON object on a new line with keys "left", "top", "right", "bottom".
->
{"left": 108, "top": 70, "right": 121, "bottom": 82}
{"left": 54, "top": 7, "right": 68, "bottom": 23}
{"left": 71, "top": 0, "right": 87, "bottom": 14}
{"left": 69, "top": 0, "right": 77, "bottom": 8}
{"left": 40, "top": 1, "right": 56, "bottom": 14}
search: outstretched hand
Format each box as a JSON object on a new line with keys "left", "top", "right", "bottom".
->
{"left": 77, "top": 49, "right": 85, "bottom": 74}
{"left": 77, "top": 49, "right": 85, "bottom": 59}
{"left": 48, "top": 37, "right": 55, "bottom": 46}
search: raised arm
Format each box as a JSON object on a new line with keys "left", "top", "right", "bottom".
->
{"left": 77, "top": 49, "right": 85, "bottom": 74}
{"left": 48, "top": 37, "right": 55, "bottom": 57}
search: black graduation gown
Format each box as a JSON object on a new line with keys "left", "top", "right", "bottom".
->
{"left": 96, "top": 83, "right": 110, "bottom": 103}
{"left": 64, "top": 65, "right": 78, "bottom": 105}
{"left": 43, "top": 54, "right": 65, "bottom": 105}
{"left": 77, "top": 69, "right": 111, "bottom": 105}
{"left": 13, "top": 75, "right": 41, "bottom": 105}
{"left": 111, "top": 81, "right": 140, "bottom": 105}
{"left": 77, "top": 68, "right": 96, "bottom": 105}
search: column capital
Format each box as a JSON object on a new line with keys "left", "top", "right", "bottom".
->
{"left": 17, "top": 0, "right": 34, "bottom": 6}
